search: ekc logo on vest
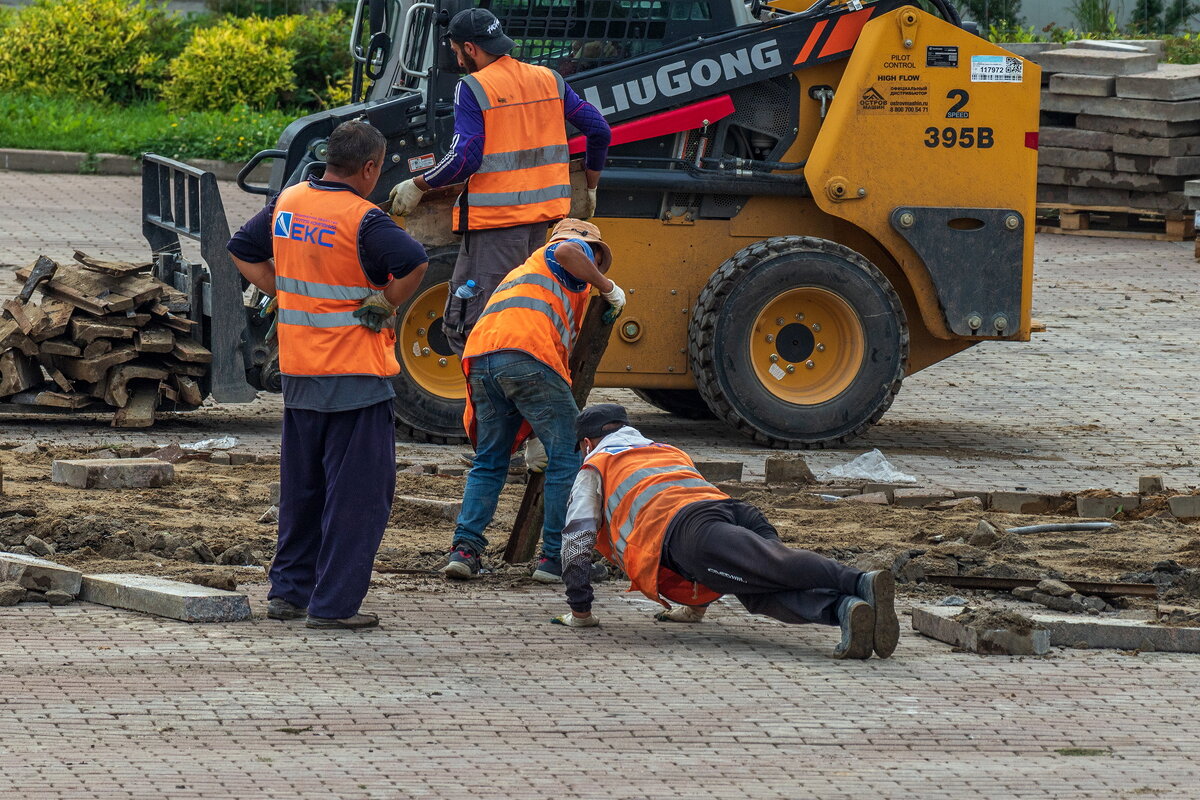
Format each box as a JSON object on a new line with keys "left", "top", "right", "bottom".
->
{"left": 274, "top": 211, "right": 337, "bottom": 248}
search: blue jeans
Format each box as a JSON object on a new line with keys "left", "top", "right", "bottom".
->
{"left": 453, "top": 350, "right": 582, "bottom": 560}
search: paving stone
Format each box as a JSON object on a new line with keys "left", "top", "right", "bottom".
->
{"left": 148, "top": 443, "right": 185, "bottom": 463}
{"left": 1037, "top": 49, "right": 1159, "bottom": 76}
{"left": 1030, "top": 610, "right": 1200, "bottom": 652}
{"left": 44, "top": 589, "right": 73, "bottom": 606}
{"left": 1012, "top": 585, "right": 1037, "bottom": 600}
{"left": 1167, "top": 495, "right": 1200, "bottom": 518}
{"left": 0, "top": 149, "right": 86, "bottom": 172}
{"left": 79, "top": 574, "right": 251, "bottom": 622}
{"left": 912, "top": 607, "right": 1050, "bottom": 655}
{"left": 1113, "top": 132, "right": 1200, "bottom": 157}
{"left": 1044, "top": 93, "right": 1200, "bottom": 122}
{"left": 1001, "top": 42, "right": 1058, "bottom": 62}
{"left": 436, "top": 464, "right": 467, "bottom": 477}
{"left": 1048, "top": 73, "right": 1115, "bottom": 96}
{"left": 1116, "top": 63, "right": 1200, "bottom": 101}
{"left": 692, "top": 460, "right": 743, "bottom": 483}
{"left": 1077, "top": 495, "right": 1140, "bottom": 518}
{"left": 269, "top": 480, "right": 281, "bottom": 505}
{"left": 209, "top": 452, "right": 232, "bottom": 465}
{"left": 892, "top": 488, "right": 954, "bottom": 508}
{"left": 1037, "top": 579, "right": 1075, "bottom": 598}
{"left": 23, "top": 534, "right": 53, "bottom": 557}
{"left": 1036, "top": 146, "right": 1114, "bottom": 170}
{"left": 93, "top": 153, "right": 139, "bottom": 176}
{"left": 988, "top": 491, "right": 1058, "bottom": 514}
{"left": 1038, "top": 165, "right": 1183, "bottom": 193}
{"left": 1067, "top": 39, "right": 1158, "bottom": 56}
{"left": 397, "top": 495, "right": 462, "bottom": 521}
{"left": 763, "top": 455, "right": 815, "bottom": 484}
{"left": 1066, "top": 186, "right": 1188, "bottom": 211}
{"left": 1039, "top": 126, "right": 1114, "bottom": 150}
{"left": 1139, "top": 475, "right": 1165, "bottom": 494}
{"left": 0, "top": 580, "right": 26, "bottom": 605}
{"left": 51, "top": 458, "right": 173, "bottom": 489}
{"left": 862, "top": 482, "right": 909, "bottom": 502}
{"left": 969, "top": 519, "right": 1000, "bottom": 547}
{"left": 1031, "top": 591, "right": 1087, "bottom": 614}
{"left": 0, "top": 552, "right": 83, "bottom": 594}
{"left": 1077, "top": 113, "right": 1200, "bottom": 137}
{"left": 228, "top": 451, "right": 256, "bottom": 465}
{"left": 1113, "top": 153, "right": 1200, "bottom": 176}
{"left": 846, "top": 491, "right": 889, "bottom": 505}
{"left": 1187, "top": 180, "right": 1200, "bottom": 197}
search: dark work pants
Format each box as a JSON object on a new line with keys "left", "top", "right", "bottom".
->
{"left": 661, "top": 499, "right": 862, "bottom": 626}
{"left": 270, "top": 400, "right": 396, "bottom": 619}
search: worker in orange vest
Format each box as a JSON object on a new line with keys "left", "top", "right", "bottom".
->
{"left": 552, "top": 404, "right": 900, "bottom": 660}
{"left": 441, "top": 220, "right": 625, "bottom": 583}
{"left": 388, "top": 7, "right": 612, "bottom": 358}
{"left": 229, "top": 120, "right": 428, "bottom": 629}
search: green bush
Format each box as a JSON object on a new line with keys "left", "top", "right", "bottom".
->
{"left": 0, "top": 90, "right": 290, "bottom": 161}
{"left": 165, "top": 20, "right": 295, "bottom": 111}
{"left": 0, "top": 0, "right": 173, "bottom": 103}
{"left": 165, "top": 11, "right": 350, "bottom": 111}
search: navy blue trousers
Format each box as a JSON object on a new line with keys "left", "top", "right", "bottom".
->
{"left": 269, "top": 400, "right": 396, "bottom": 619}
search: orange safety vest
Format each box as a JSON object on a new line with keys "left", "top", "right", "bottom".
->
{"left": 272, "top": 181, "right": 399, "bottom": 378}
{"left": 455, "top": 56, "right": 571, "bottom": 232}
{"left": 584, "top": 443, "right": 729, "bottom": 607}
{"left": 460, "top": 245, "right": 589, "bottom": 446}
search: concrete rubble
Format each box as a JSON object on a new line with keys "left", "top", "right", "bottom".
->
{"left": 912, "top": 606, "right": 1050, "bottom": 655}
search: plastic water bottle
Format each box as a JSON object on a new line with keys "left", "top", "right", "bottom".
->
{"left": 453, "top": 280, "right": 477, "bottom": 299}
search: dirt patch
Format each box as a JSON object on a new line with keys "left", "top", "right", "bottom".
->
{"left": 3, "top": 447, "right": 1200, "bottom": 600}
{"left": 957, "top": 607, "right": 1043, "bottom": 636}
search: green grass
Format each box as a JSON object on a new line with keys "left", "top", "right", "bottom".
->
{"left": 1055, "top": 747, "right": 1112, "bottom": 756}
{"left": 0, "top": 91, "right": 294, "bottom": 163}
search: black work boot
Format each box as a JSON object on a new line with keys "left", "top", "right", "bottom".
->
{"left": 833, "top": 597, "right": 874, "bottom": 660}
{"left": 266, "top": 597, "right": 307, "bottom": 621}
{"left": 305, "top": 612, "right": 380, "bottom": 630}
{"left": 857, "top": 570, "right": 899, "bottom": 659}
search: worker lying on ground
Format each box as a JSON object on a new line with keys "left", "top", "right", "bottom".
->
{"left": 552, "top": 404, "right": 900, "bottom": 659}
{"left": 442, "top": 219, "right": 625, "bottom": 584}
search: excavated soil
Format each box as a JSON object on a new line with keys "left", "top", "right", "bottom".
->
{"left": 4, "top": 445, "right": 1200, "bottom": 604}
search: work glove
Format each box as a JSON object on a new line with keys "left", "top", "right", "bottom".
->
{"left": 352, "top": 291, "right": 397, "bottom": 333}
{"left": 580, "top": 187, "right": 597, "bottom": 219}
{"left": 654, "top": 605, "right": 707, "bottom": 624}
{"left": 600, "top": 281, "right": 626, "bottom": 325}
{"left": 551, "top": 612, "right": 599, "bottom": 628}
{"left": 389, "top": 179, "right": 424, "bottom": 217}
{"left": 569, "top": 186, "right": 598, "bottom": 219}
{"left": 260, "top": 296, "right": 278, "bottom": 341}
{"left": 524, "top": 436, "right": 548, "bottom": 473}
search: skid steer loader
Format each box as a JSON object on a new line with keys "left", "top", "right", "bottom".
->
{"left": 143, "top": 0, "right": 1040, "bottom": 448}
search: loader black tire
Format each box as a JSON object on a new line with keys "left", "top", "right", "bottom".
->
{"left": 631, "top": 388, "right": 716, "bottom": 420}
{"left": 689, "top": 236, "right": 908, "bottom": 449}
{"left": 391, "top": 246, "right": 468, "bottom": 445}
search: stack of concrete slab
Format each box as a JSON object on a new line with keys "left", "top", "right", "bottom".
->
{"left": 1009, "top": 39, "right": 1200, "bottom": 238}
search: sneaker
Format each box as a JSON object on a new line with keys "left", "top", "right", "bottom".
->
{"left": 857, "top": 570, "right": 899, "bottom": 659}
{"left": 266, "top": 597, "right": 306, "bottom": 620}
{"left": 305, "top": 612, "right": 379, "bottom": 630}
{"left": 532, "top": 556, "right": 562, "bottom": 583}
{"left": 833, "top": 597, "right": 874, "bottom": 660}
{"left": 440, "top": 545, "right": 481, "bottom": 579}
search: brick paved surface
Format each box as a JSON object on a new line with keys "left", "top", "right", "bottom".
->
{"left": 1, "top": 170, "right": 1198, "bottom": 493}
{"left": 2, "top": 585, "right": 1198, "bottom": 799}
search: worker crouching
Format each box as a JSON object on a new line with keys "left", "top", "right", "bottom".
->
{"left": 442, "top": 220, "right": 625, "bottom": 582}
{"left": 553, "top": 404, "right": 900, "bottom": 659}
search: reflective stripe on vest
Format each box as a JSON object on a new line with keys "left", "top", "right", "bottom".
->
{"left": 494, "top": 272, "right": 578, "bottom": 339}
{"left": 275, "top": 275, "right": 373, "bottom": 302}
{"left": 478, "top": 144, "right": 571, "bottom": 174}
{"left": 476, "top": 297, "right": 572, "bottom": 350}
{"left": 609, "top": 468, "right": 706, "bottom": 563}
{"left": 466, "top": 185, "right": 573, "bottom": 207}
{"left": 276, "top": 308, "right": 361, "bottom": 328}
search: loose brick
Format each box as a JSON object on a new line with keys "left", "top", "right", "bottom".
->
{"left": 692, "top": 460, "right": 743, "bottom": 483}
{"left": 1116, "top": 64, "right": 1200, "bottom": 101}
{"left": 0, "top": 552, "right": 83, "bottom": 594}
{"left": 893, "top": 488, "right": 954, "bottom": 508}
{"left": 269, "top": 481, "right": 281, "bottom": 505}
{"left": 1167, "top": 495, "right": 1200, "bottom": 519}
{"left": 988, "top": 491, "right": 1058, "bottom": 514}
{"left": 79, "top": 574, "right": 251, "bottom": 622}
{"left": 847, "top": 492, "right": 889, "bottom": 505}
{"left": 1077, "top": 495, "right": 1139, "bottom": 518}
{"left": 1139, "top": 476, "right": 1165, "bottom": 494}
{"left": 397, "top": 495, "right": 462, "bottom": 521}
{"left": 1037, "top": 49, "right": 1158, "bottom": 76}
{"left": 1048, "top": 73, "right": 1115, "bottom": 97}
{"left": 912, "top": 607, "right": 1050, "bottom": 656}
{"left": 763, "top": 456, "right": 814, "bottom": 485}
{"left": 51, "top": 458, "right": 173, "bottom": 489}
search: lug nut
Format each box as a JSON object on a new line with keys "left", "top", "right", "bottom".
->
{"left": 426, "top": 310, "right": 436, "bottom": 319}
{"left": 417, "top": 328, "right": 425, "bottom": 336}
{"left": 805, "top": 360, "right": 815, "bottom": 369}
{"left": 770, "top": 354, "right": 779, "bottom": 363}
{"left": 765, "top": 334, "right": 775, "bottom": 343}
{"left": 786, "top": 364, "right": 795, "bottom": 374}
{"left": 776, "top": 317, "right": 785, "bottom": 325}
{"left": 438, "top": 358, "right": 447, "bottom": 366}
{"left": 812, "top": 323, "right": 821, "bottom": 332}
{"left": 817, "top": 343, "right": 826, "bottom": 352}
{"left": 898, "top": 212, "right": 915, "bottom": 228}
{"left": 795, "top": 313, "right": 804, "bottom": 321}
{"left": 421, "top": 347, "right": 430, "bottom": 356}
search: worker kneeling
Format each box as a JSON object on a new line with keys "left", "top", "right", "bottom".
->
{"left": 553, "top": 404, "right": 900, "bottom": 659}
{"left": 443, "top": 220, "right": 625, "bottom": 581}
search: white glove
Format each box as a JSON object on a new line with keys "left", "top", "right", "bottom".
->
{"left": 601, "top": 282, "right": 626, "bottom": 315}
{"left": 524, "top": 436, "right": 547, "bottom": 473}
{"left": 655, "top": 605, "right": 707, "bottom": 623}
{"left": 580, "top": 187, "right": 597, "bottom": 219}
{"left": 389, "top": 179, "right": 425, "bottom": 217}
{"left": 551, "top": 612, "right": 599, "bottom": 628}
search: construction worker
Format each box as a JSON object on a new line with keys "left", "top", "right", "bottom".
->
{"left": 551, "top": 404, "right": 900, "bottom": 660}
{"left": 442, "top": 219, "right": 625, "bottom": 583}
{"left": 228, "top": 120, "right": 428, "bottom": 630}
{"left": 388, "top": 6, "right": 612, "bottom": 357}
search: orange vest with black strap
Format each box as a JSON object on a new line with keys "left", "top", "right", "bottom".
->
{"left": 584, "top": 443, "right": 729, "bottom": 607}
{"left": 455, "top": 56, "right": 571, "bottom": 232}
{"left": 460, "top": 245, "right": 589, "bottom": 446}
{"left": 272, "top": 181, "right": 399, "bottom": 378}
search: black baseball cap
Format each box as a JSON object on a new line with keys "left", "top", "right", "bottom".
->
{"left": 448, "top": 8, "right": 515, "bottom": 55}
{"left": 576, "top": 404, "right": 629, "bottom": 448}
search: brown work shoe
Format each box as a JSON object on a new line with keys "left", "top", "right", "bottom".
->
{"left": 305, "top": 612, "right": 379, "bottom": 630}
{"left": 266, "top": 597, "right": 307, "bottom": 620}
{"left": 858, "top": 570, "right": 899, "bottom": 659}
{"left": 832, "top": 597, "right": 874, "bottom": 660}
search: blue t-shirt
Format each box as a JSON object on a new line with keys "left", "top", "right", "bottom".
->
{"left": 544, "top": 239, "right": 593, "bottom": 292}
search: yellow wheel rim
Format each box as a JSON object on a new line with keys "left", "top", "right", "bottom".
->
{"left": 397, "top": 282, "right": 466, "bottom": 400}
{"left": 748, "top": 287, "right": 865, "bottom": 404}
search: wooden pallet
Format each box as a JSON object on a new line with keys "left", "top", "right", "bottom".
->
{"left": 1035, "top": 203, "right": 1195, "bottom": 242}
